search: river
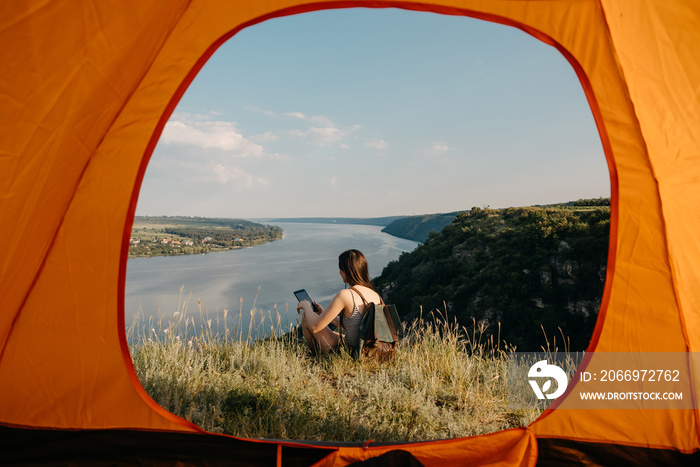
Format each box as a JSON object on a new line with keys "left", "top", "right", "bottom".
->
{"left": 125, "top": 222, "right": 418, "bottom": 339}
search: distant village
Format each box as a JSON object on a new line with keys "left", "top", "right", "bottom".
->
{"left": 128, "top": 235, "right": 246, "bottom": 257}
{"left": 129, "top": 236, "right": 244, "bottom": 247}
{"left": 128, "top": 216, "right": 283, "bottom": 258}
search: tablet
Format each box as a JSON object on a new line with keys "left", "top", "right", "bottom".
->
{"left": 294, "top": 289, "right": 320, "bottom": 313}
{"left": 293, "top": 288, "right": 313, "bottom": 304}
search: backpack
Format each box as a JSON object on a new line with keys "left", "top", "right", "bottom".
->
{"left": 350, "top": 287, "right": 404, "bottom": 362}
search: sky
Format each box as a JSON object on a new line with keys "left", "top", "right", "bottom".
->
{"left": 136, "top": 8, "right": 609, "bottom": 219}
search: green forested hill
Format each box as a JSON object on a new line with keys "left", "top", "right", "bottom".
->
{"left": 373, "top": 203, "right": 610, "bottom": 351}
{"left": 265, "top": 216, "right": 404, "bottom": 226}
{"left": 381, "top": 212, "right": 460, "bottom": 243}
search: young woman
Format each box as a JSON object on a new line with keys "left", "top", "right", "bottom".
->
{"left": 296, "top": 249, "right": 382, "bottom": 354}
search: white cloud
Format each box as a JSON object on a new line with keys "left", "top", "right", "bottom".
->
{"left": 330, "top": 176, "right": 339, "bottom": 187}
{"left": 288, "top": 121, "right": 360, "bottom": 146}
{"left": 422, "top": 142, "right": 450, "bottom": 156}
{"left": 277, "top": 111, "right": 359, "bottom": 146}
{"left": 365, "top": 139, "right": 389, "bottom": 150}
{"left": 340, "top": 144, "right": 351, "bottom": 149}
{"left": 214, "top": 164, "right": 269, "bottom": 187}
{"left": 285, "top": 112, "right": 332, "bottom": 126}
{"left": 289, "top": 126, "right": 340, "bottom": 145}
{"left": 309, "top": 115, "right": 333, "bottom": 126}
{"left": 160, "top": 113, "right": 268, "bottom": 158}
{"left": 250, "top": 132, "right": 279, "bottom": 142}
{"left": 149, "top": 112, "right": 276, "bottom": 191}
{"left": 286, "top": 112, "right": 307, "bottom": 119}
{"left": 146, "top": 146, "right": 271, "bottom": 191}
{"left": 243, "top": 105, "right": 277, "bottom": 117}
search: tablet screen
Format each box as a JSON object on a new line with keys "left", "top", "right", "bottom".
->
{"left": 293, "top": 289, "right": 313, "bottom": 304}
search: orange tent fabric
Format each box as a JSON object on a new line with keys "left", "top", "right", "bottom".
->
{"left": 1, "top": 1, "right": 699, "bottom": 465}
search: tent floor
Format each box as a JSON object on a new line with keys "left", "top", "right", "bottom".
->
{"left": 537, "top": 438, "right": 700, "bottom": 466}
{"left": 4, "top": 425, "right": 700, "bottom": 466}
{"left": 0, "top": 425, "right": 334, "bottom": 466}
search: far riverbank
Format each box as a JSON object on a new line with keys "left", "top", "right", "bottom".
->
{"left": 128, "top": 216, "right": 283, "bottom": 258}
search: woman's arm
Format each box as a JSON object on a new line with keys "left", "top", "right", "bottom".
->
{"left": 313, "top": 302, "right": 341, "bottom": 327}
{"left": 297, "top": 291, "right": 348, "bottom": 333}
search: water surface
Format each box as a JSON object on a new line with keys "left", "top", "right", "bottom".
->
{"left": 125, "top": 222, "right": 418, "bottom": 337}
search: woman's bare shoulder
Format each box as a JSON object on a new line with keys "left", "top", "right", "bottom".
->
{"left": 351, "top": 285, "right": 382, "bottom": 303}
{"left": 335, "top": 288, "right": 354, "bottom": 302}
{"left": 336, "top": 288, "right": 350, "bottom": 296}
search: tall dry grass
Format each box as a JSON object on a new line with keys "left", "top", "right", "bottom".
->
{"left": 128, "top": 294, "right": 543, "bottom": 442}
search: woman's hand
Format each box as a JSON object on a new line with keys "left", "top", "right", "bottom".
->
{"left": 296, "top": 301, "right": 326, "bottom": 318}
{"left": 296, "top": 300, "right": 313, "bottom": 315}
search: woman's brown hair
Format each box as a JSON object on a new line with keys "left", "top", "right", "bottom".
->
{"left": 338, "top": 249, "right": 374, "bottom": 289}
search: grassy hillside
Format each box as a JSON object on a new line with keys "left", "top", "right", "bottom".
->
{"left": 373, "top": 202, "right": 610, "bottom": 351}
{"left": 129, "top": 307, "right": 541, "bottom": 442}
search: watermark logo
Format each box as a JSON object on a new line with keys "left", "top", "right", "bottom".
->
{"left": 509, "top": 352, "right": 694, "bottom": 409}
{"left": 528, "top": 360, "right": 568, "bottom": 400}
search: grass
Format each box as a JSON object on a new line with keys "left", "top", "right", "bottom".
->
{"left": 128, "top": 296, "right": 543, "bottom": 443}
